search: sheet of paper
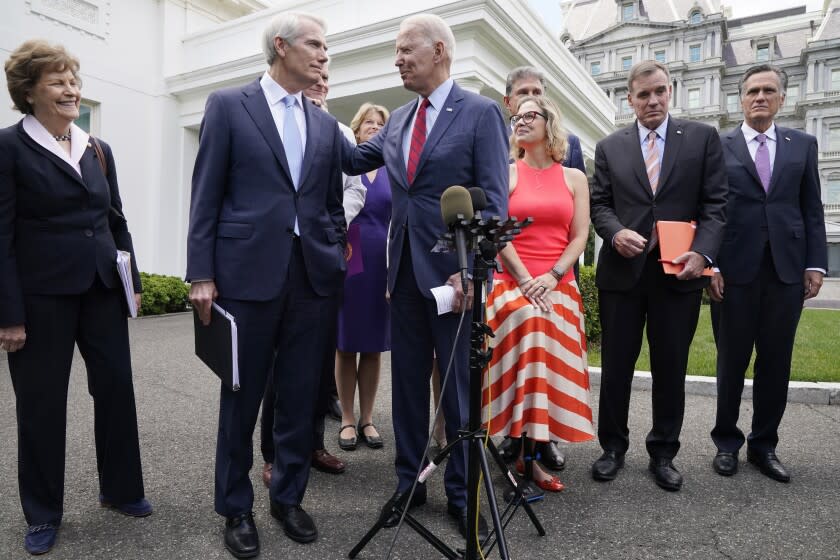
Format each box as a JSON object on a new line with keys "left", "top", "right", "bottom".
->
{"left": 430, "top": 284, "right": 456, "bottom": 315}
{"left": 116, "top": 250, "right": 137, "bottom": 318}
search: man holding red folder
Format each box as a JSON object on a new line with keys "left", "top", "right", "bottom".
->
{"left": 590, "top": 60, "right": 727, "bottom": 491}
{"left": 709, "top": 64, "right": 826, "bottom": 482}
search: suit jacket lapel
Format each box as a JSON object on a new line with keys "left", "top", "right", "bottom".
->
{"left": 768, "top": 125, "right": 790, "bottom": 195}
{"left": 391, "top": 101, "right": 416, "bottom": 191}
{"left": 725, "top": 126, "right": 764, "bottom": 192}
{"left": 17, "top": 124, "right": 89, "bottom": 190}
{"left": 656, "top": 118, "right": 682, "bottom": 195}
{"left": 240, "top": 79, "right": 294, "bottom": 188}
{"left": 624, "top": 124, "right": 648, "bottom": 193}
{"left": 298, "top": 98, "right": 318, "bottom": 189}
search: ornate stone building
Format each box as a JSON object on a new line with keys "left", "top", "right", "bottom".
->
{"left": 561, "top": 0, "right": 840, "bottom": 274}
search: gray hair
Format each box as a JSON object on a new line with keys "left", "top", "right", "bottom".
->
{"left": 627, "top": 60, "right": 670, "bottom": 92}
{"left": 262, "top": 12, "right": 327, "bottom": 66}
{"left": 505, "top": 66, "right": 546, "bottom": 97}
{"left": 400, "top": 13, "right": 456, "bottom": 64}
{"left": 738, "top": 64, "right": 787, "bottom": 96}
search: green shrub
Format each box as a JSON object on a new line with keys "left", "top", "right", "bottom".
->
{"left": 138, "top": 272, "right": 190, "bottom": 316}
{"left": 578, "top": 265, "right": 601, "bottom": 345}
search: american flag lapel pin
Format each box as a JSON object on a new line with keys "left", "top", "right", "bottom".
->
{"left": 676, "top": 130, "right": 682, "bottom": 135}
{"left": 785, "top": 136, "right": 791, "bottom": 142}
{"left": 446, "top": 107, "right": 453, "bottom": 112}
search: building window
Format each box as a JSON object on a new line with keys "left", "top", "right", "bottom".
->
{"left": 75, "top": 101, "right": 96, "bottom": 134}
{"left": 654, "top": 50, "right": 666, "bottom": 63}
{"left": 688, "top": 88, "right": 701, "bottom": 108}
{"left": 827, "top": 178, "right": 840, "bottom": 204}
{"left": 622, "top": 56, "right": 633, "bottom": 71}
{"left": 689, "top": 44, "right": 702, "bottom": 63}
{"left": 829, "top": 126, "right": 840, "bottom": 151}
{"left": 832, "top": 69, "right": 840, "bottom": 90}
{"left": 619, "top": 98, "right": 630, "bottom": 114}
{"left": 622, "top": 2, "right": 634, "bottom": 21}
{"left": 590, "top": 61, "right": 601, "bottom": 76}
{"left": 786, "top": 84, "right": 799, "bottom": 104}
{"left": 726, "top": 92, "right": 740, "bottom": 112}
{"left": 689, "top": 11, "right": 702, "bottom": 24}
{"left": 756, "top": 44, "right": 770, "bottom": 62}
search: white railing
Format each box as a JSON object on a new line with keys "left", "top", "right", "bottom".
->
{"left": 824, "top": 203, "right": 840, "bottom": 214}
{"left": 820, "top": 151, "right": 840, "bottom": 159}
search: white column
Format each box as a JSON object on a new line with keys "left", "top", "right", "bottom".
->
{"left": 705, "top": 76, "right": 712, "bottom": 106}
{"left": 609, "top": 88, "right": 615, "bottom": 103}
{"left": 807, "top": 61, "right": 815, "bottom": 92}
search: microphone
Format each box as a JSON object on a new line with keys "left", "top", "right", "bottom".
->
{"left": 440, "top": 185, "right": 474, "bottom": 293}
{"left": 467, "top": 187, "right": 487, "bottom": 218}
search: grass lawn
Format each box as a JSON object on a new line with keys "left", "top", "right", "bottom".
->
{"left": 587, "top": 306, "right": 840, "bottom": 382}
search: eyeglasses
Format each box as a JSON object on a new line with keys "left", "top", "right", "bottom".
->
{"left": 510, "top": 111, "right": 547, "bottom": 127}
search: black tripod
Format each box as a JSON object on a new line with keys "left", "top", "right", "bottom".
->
{"left": 348, "top": 217, "right": 545, "bottom": 560}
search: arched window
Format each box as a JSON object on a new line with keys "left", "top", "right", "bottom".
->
{"left": 689, "top": 10, "right": 702, "bottom": 24}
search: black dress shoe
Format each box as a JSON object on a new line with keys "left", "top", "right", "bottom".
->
{"left": 591, "top": 451, "right": 624, "bottom": 481}
{"left": 381, "top": 488, "right": 426, "bottom": 528}
{"left": 446, "top": 503, "right": 489, "bottom": 542}
{"left": 270, "top": 502, "right": 317, "bottom": 543}
{"left": 224, "top": 512, "right": 259, "bottom": 558}
{"left": 537, "top": 441, "right": 566, "bottom": 471}
{"left": 712, "top": 451, "right": 738, "bottom": 476}
{"left": 649, "top": 457, "right": 683, "bottom": 491}
{"left": 747, "top": 450, "right": 790, "bottom": 482}
{"left": 327, "top": 398, "right": 342, "bottom": 421}
{"left": 499, "top": 437, "right": 521, "bottom": 463}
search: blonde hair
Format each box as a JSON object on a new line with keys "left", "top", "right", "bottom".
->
{"left": 510, "top": 95, "right": 568, "bottom": 163}
{"left": 350, "top": 103, "right": 390, "bottom": 143}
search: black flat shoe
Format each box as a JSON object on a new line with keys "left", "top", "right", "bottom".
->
{"left": 537, "top": 441, "right": 566, "bottom": 471}
{"left": 712, "top": 451, "right": 738, "bottom": 476}
{"left": 381, "top": 488, "right": 426, "bottom": 528}
{"left": 591, "top": 451, "right": 624, "bottom": 481}
{"left": 358, "top": 422, "right": 384, "bottom": 449}
{"left": 649, "top": 457, "right": 683, "bottom": 491}
{"left": 446, "top": 503, "right": 489, "bottom": 542}
{"left": 224, "top": 512, "right": 259, "bottom": 559}
{"left": 270, "top": 502, "right": 317, "bottom": 544}
{"left": 338, "top": 424, "right": 357, "bottom": 451}
{"left": 747, "top": 450, "right": 790, "bottom": 482}
{"left": 498, "top": 437, "right": 521, "bottom": 463}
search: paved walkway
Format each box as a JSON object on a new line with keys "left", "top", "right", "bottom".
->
{"left": 1, "top": 313, "right": 838, "bottom": 559}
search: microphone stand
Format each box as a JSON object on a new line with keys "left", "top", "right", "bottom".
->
{"left": 348, "top": 216, "right": 546, "bottom": 560}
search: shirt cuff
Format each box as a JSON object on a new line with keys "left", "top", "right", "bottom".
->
{"left": 806, "top": 268, "right": 827, "bottom": 275}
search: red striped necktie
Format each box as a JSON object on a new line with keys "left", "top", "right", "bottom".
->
{"left": 407, "top": 98, "right": 430, "bottom": 185}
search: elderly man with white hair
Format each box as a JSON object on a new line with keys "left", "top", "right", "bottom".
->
{"left": 342, "top": 13, "right": 509, "bottom": 540}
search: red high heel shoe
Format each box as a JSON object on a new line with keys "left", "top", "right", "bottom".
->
{"left": 515, "top": 459, "right": 565, "bottom": 492}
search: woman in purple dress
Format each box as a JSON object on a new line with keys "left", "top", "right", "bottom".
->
{"left": 336, "top": 103, "right": 392, "bottom": 450}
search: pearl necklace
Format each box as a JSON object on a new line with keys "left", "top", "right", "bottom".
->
{"left": 53, "top": 132, "right": 71, "bottom": 142}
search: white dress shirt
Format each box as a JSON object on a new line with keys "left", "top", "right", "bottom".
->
{"left": 741, "top": 121, "right": 776, "bottom": 176}
{"left": 402, "top": 78, "right": 454, "bottom": 166}
{"left": 22, "top": 114, "right": 90, "bottom": 177}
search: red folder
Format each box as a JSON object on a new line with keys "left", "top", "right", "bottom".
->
{"left": 656, "top": 220, "right": 713, "bottom": 277}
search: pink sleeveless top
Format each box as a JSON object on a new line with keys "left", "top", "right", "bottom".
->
{"left": 498, "top": 160, "right": 576, "bottom": 285}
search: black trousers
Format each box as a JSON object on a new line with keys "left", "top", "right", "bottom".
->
{"left": 214, "top": 240, "right": 338, "bottom": 515}
{"left": 8, "top": 280, "right": 145, "bottom": 526}
{"left": 597, "top": 251, "right": 702, "bottom": 460}
{"left": 710, "top": 246, "right": 803, "bottom": 454}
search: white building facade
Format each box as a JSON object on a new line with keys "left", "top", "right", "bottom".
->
{"left": 1, "top": 0, "right": 613, "bottom": 277}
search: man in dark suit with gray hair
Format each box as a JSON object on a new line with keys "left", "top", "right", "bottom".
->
{"left": 709, "top": 64, "right": 826, "bottom": 483}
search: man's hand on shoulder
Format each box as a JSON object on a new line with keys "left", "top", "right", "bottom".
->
{"left": 613, "top": 229, "right": 647, "bottom": 258}
{"left": 190, "top": 280, "right": 219, "bottom": 326}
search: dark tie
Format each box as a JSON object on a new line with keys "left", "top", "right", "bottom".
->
{"left": 755, "top": 133, "right": 771, "bottom": 191}
{"left": 407, "top": 98, "right": 430, "bottom": 185}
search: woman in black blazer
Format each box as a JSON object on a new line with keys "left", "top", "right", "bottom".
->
{"left": 0, "top": 40, "right": 151, "bottom": 555}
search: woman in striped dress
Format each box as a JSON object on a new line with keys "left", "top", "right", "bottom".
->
{"left": 482, "top": 96, "right": 594, "bottom": 492}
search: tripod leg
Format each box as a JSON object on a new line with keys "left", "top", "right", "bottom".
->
{"left": 403, "top": 513, "right": 463, "bottom": 560}
{"left": 477, "top": 443, "right": 510, "bottom": 560}
{"left": 348, "top": 513, "right": 389, "bottom": 558}
{"left": 486, "top": 439, "right": 547, "bottom": 536}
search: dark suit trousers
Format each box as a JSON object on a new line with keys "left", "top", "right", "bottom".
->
{"left": 597, "top": 251, "right": 702, "bottom": 460}
{"left": 260, "top": 301, "right": 339, "bottom": 463}
{"left": 391, "top": 240, "right": 471, "bottom": 508}
{"left": 214, "top": 240, "right": 337, "bottom": 516}
{"left": 710, "top": 246, "right": 803, "bottom": 454}
{"left": 8, "top": 280, "right": 145, "bottom": 526}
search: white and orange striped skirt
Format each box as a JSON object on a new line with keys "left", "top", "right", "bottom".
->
{"left": 482, "top": 279, "right": 595, "bottom": 443}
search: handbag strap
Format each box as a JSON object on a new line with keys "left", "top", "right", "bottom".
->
{"left": 91, "top": 136, "right": 108, "bottom": 178}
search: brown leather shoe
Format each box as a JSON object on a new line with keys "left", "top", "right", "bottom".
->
{"left": 311, "top": 449, "right": 346, "bottom": 474}
{"left": 262, "top": 462, "right": 272, "bottom": 488}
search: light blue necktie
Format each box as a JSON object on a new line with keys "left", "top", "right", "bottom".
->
{"left": 282, "top": 95, "right": 303, "bottom": 189}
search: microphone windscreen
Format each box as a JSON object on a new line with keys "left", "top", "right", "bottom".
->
{"left": 440, "top": 185, "right": 474, "bottom": 226}
{"left": 467, "top": 187, "right": 487, "bottom": 212}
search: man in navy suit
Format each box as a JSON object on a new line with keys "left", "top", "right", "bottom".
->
{"left": 186, "top": 12, "right": 346, "bottom": 557}
{"left": 709, "top": 64, "right": 827, "bottom": 482}
{"left": 498, "top": 65, "right": 587, "bottom": 470}
{"left": 342, "top": 13, "right": 508, "bottom": 539}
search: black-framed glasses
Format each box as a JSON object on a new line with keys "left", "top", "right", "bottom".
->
{"left": 510, "top": 110, "right": 547, "bottom": 127}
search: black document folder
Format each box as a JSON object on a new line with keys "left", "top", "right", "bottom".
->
{"left": 193, "top": 302, "right": 240, "bottom": 391}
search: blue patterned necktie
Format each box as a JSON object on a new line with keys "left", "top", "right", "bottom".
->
{"left": 282, "top": 95, "right": 303, "bottom": 189}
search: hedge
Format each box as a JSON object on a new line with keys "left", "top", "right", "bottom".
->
{"left": 577, "top": 265, "right": 601, "bottom": 345}
{"left": 138, "top": 272, "right": 190, "bottom": 316}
